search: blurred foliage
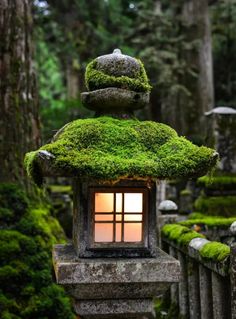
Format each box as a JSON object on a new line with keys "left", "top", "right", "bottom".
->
{"left": 0, "top": 184, "right": 75, "bottom": 319}
{"left": 211, "top": 0, "right": 236, "bottom": 107}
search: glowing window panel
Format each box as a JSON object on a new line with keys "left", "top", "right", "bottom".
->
{"left": 95, "top": 223, "right": 113, "bottom": 242}
{"left": 95, "top": 193, "right": 113, "bottom": 212}
{"left": 115, "top": 223, "right": 122, "bottom": 242}
{"left": 124, "top": 193, "right": 143, "bottom": 212}
{"left": 124, "top": 223, "right": 142, "bottom": 242}
{"left": 124, "top": 214, "right": 142, "bottom": 221}
{"left": 116, "top": 193, "right": 122, "bottom": 212}
{"left": 95, "top": 214, "right": 113, "bottom": 221}
{"left": 116, "top": 214, "right": 122, "bottom": 221}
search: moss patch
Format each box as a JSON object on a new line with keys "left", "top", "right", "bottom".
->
{"left": 161, "top": 224, "right": 205, "bottom": 247}
{"left": 197, "top": 175, "right": 236, "bottom": 191}
{"left": 25, "top": 117, "right": 218, "bottom": 186}
{"left": 0, "top": 183, "right": 75, "bottom": 319}
{"left": 85, "top": 59, "right": 151, "bottom": 93}
{"left": 199, "top": 242, "right": 230, "bottom": 262}
{"left": 179, "top": 215, "right": 236, "bottom": 229}
{"left": 194, "top": 195, "right": 236, "bottom": 217}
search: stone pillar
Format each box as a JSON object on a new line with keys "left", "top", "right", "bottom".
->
{"left": 199, "top": 264, "right": 213, "bottom": 319}
{"left": 205, "top": 107, "right": 236, "bottom": 172}
{"left": 169, "top": 246, "right": 179, "bottom": 307}
{"left": 212, "top": 272, "right": 230, "bottom": 319}
{"left": 178, "top": 251, "right": 189, "bottom": 318}
{"left": 188, "top": 259, "right": 201, "bottom": 319}
{"left": 230, "top": 243, "right": 236, "bottom": 319}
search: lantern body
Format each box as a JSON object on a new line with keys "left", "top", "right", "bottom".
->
{"left": 73, "top": 179, "right": 158, "bottom": 258}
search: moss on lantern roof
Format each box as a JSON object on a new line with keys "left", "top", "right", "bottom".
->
{"left": 25, "top": 117, "right": 218, "bottom": 187}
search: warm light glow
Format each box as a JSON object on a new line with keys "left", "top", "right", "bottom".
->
{"left": 95, "top": 223, "right": 113, "bottom": 242}
{"left": 95, "top": 193, "right": 113, "bottom": 212}
{"left": 115, "top": 223, "right": 122, "bottom": 242}
{"left": 116, "top": 193, "right": 122, "bottom": 212}
{"left": 124, "top": 223, "right": 142, "bottom": 241}
{"left": 95, "top": 214, "right": 113, "bottom": 221}
{"left": 124, "top": 214, "right": 142, "bottom": 221}
{"left": 94, "top": 191, "right": 144, "bottom": 243}
{"left": 124, "top": 193, "right": 143, "bottom": 212}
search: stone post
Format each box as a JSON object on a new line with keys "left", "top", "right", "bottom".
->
{"left": 230, "top": 243, "right": 236, "bottom": 319}
{"left": 211, "top": 272, "right": 230, "bottom": 319}
{"left": 199, "top": 264, "right": 213, "bottom": 319}
{"left": 169, "top": 246, "right": 179, "bottom": 308}
{"left": 188, "top": 258, "right": 201, "bottom": 319}
{"left": 178, "top": 251, "right": 189, "bottom": 318}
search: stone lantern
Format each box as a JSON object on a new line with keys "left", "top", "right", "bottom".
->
{"left": 25, "top": 49, "right": 218, "bottom": 318}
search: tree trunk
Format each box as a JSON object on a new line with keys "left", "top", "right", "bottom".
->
{"left": 0, "top": 0, "right": 40, "bottom": 185}
{"left": 180, "top": 0, "right": 214, "bottom": 143}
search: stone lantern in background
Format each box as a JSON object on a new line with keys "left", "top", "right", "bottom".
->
{"left": 25, "top": 49, "right": 218, "bottom": 318}
{"left": 205, "top": 106, "right": 236, "bottom": 173}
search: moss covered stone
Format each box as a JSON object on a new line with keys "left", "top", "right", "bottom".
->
{"left": 179, "top": 215, "right": 236, "bottom": 229}
{"left": 197, "top": 175, "right": 236, "bottom": 191}
{"left": 85, "top": 59, "right": 152, "bottom": 93}
{"left": 0, "top": 183, "right": 75, "bottom": 319}
{"left": 199, "top": 242, "right": 230, "bottom": 262}
{"left": 194, "top": 195, "right": 236, "bottom": 217}
{"left": 161, "top": 224, "right": 205, "bottom": 247}
{"left": 25, "top": 117, "right": 218, "bottom": 186}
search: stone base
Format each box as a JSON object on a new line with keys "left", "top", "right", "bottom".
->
{"left": 53, "top": 244, "right": 180, "bottom": 318}
{"left": 74, "top": 299, "right": 155, "bottom": 319}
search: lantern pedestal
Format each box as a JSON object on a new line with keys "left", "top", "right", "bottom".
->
{"left": 53, "top": 244, "right": 180, "bottom": 318}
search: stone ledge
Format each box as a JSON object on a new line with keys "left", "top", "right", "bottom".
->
{"left": 53, "top": 244, "right": 180, "bottom": 285}
{"left": 74, "top": 298, "right": 155, "bottom": 318}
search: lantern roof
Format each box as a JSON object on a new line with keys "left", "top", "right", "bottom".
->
{"left": 25, "top": 50, "right": 218, "bottom": 186}
{"left": 25, "top": 116, "right": 218, "bottom": 187}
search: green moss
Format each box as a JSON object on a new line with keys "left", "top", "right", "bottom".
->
{"left": 24, "top": 151, "right": 43, "bottom": 187}
{"left": 199, "top": 242, "right": 230, "bottom": 262}
{"left": 194, "top": 195, "right": 236, "bottom": 217}
{"left": 0, "top": 184, "right": 75, "bottom": 319}
{"left": 179, "top": 215, "right": 236, "bottom": 228}
{"left": 161, "top": 224, "right": 204, "bottom": 247}
{"left": 85, "top": 59, "right": 151, "bottom": 92}
{"left": 180, "top": 189, "right": 192, "bottom": 196}
{"left": 48, "top": 185, "right": 72, "bottom": 194}
{"left": 24, "top": 117, "right": 218, "bottom": 186}
{"left": 197, "top": 175, "right": 236, "bottom": 191}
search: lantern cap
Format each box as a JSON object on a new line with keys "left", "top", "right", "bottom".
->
{"left": 25, "top": 116, "right": 218, "bottom": 187}
{"left": 81, "top": 49, "right": 151, "bottom": 114}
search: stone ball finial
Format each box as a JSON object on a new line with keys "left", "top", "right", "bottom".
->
{"left": 158, "top": 200, "right": 178, "bottom": 214}
{"left": 81, "top": 49, "right": 151, "bottom": 115}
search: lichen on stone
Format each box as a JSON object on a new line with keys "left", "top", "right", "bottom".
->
{"left": 85, "top": 59, "right": 152, "bottom": 93}
{"left": 24, "top": 117, "right": 218, "bottom": 187}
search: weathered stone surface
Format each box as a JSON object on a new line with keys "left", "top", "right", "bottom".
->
{"left": 96, "top": 49, "right": 141, "bottom": 78}
{"left": 212, "top": 272, "right": 231, "bottom": 319}
{"left": 74, "top": 299, "right": 155, "bottom": 319}
{"left": 230, "top": 243, "right": 236, "bottom": 319}
{"left": 199, "top": 264, "right": 213, "bottom": 319}
{"left": 188, "top": 259, "right": 200, "bottom": 319}
{"left": 53, "top": 244, "right": 180, "bottom": 286}
{"left": 81, "top": 87, "right": 149, "bottom": 112}
{"left": 178, "top": 251, "right": 189, "bottom": 318}
{"left": 64, "top": 282, "right": 169, "bottom": 300}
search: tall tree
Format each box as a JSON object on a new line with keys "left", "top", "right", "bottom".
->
{"left": 0, "top": 0, "right": 40, "bottom": 185}
{"left": 181, "top": 0, "right": 214, "bottom": 142}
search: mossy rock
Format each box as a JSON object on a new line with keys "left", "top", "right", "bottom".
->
{"left": 179, "top": 215, "right": 236, "bottom": 229}
{"left": 161, "top": 224, "right": 205, "bottom": 247}
{"left": 25, "top": 117, "right": 218, "bottom": 186}
{"left": 194, "top": 195, "right": 236, "bottom": 217}
{"left": 85, "top": 58, "right": 151, "bottom": 93}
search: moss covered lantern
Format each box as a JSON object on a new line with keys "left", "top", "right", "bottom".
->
{"left": 25, "top": 49, "right": 218, "bottom": 318}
